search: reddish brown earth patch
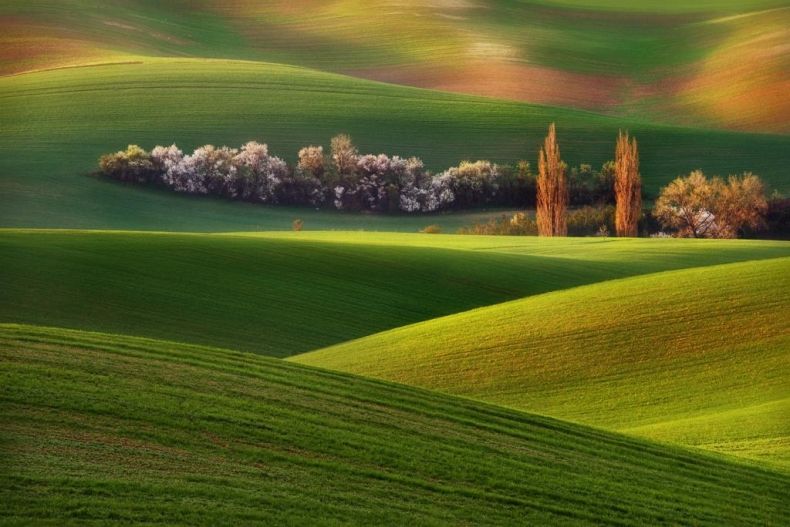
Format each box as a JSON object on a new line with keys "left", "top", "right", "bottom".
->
{"left": 347, "top": 60, "right": 626, "bottom": 110}
{"left": 0, "top": 17, "right": 115, "bottom": 75}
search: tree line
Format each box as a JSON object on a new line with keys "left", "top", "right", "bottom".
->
{"left": 529, "top": 124, "right": 770, "bottom": 238}
{"left": 98, "top": 125, "right": 780, "bottom": 238}
{"left": 98, "top": 134, "right": 615, "bottom": 214}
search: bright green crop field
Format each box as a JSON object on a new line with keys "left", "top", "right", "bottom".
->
{"left": 294, "top": 257, "right": 790, "bottom": 469}
{"left": 1, "top": 59, "right": 789, "bottom": 232}
{"left": 1, "top": 231, "right": 789, "bottom": 523}
{"left": 2, "top": 0, "right": 789, "bottom": 523}
{"left": 2, "top": 324, "right": 788, "bottom": 525}
{"left": 2, "top": 230, "right": 788, "bottom": 358}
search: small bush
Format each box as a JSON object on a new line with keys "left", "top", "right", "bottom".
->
{"left": 297, "top": 145, "right": 325, "bottom": 179}
{"left": 98, "top": 145, "right": 156, "bottom": 183}
{"left": 421, "top": 224, "right": 441, "bottom": 234}
{"left": 764, "top": 194, "right": 790, "bottom": 239}
{"left": 567, "top": 205, "right": 615, "bottom": 237}
{"left": 292, "top": 219, "right": 304, "bottom": 232}
{"left": 458, "top": 212, "right": 537, "bottom": 236}
{"left": 437, "top": 160, "right": 499, "bottom": 209}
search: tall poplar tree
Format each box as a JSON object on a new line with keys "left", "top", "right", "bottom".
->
{"left": 536, "top": 123, "right": 568, "bottom": 236}
{"left": 614, "top": 131, "right": 641, "bottom": 237}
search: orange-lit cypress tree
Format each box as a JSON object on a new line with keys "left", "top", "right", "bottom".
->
{"left": 536, "top": 123, "right": 567, "bottom": 236}
{"left": 614, "top": 130, "right": 641, "bottom": 237}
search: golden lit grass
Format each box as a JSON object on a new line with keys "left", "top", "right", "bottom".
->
{"left": 293, "top": 256, "right": 790, "bottom": 469}
{"left": 347, "top": 61, "right": 624, "bottom": 110}
{"left": 2, "top": 1, "right": 788, "bottom": 131}
{"left": 2, "top": 323, "right": 788, "bottom": 524}
{"left": 674, "top": 9, "right": 790, "bottom": 133}
{"left": 526, "top": 0, "right": 787, "bottom": 12}
{"left": 0, "top": 17, "right": 130, "bottom": 75}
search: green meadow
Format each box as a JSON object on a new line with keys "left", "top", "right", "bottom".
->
{"left": 1, "top": 0, "right": 789, "bottom": 524}
{"left": 2, "top": 230, "right": 788, "bottom": 358}
{"left": 3, "top": 1, "right": 788, "bottom": 133}
{"left": 1, "top": 59, "right": 788, "bottom": 232}
{"left": 528, "top": 0, "right": 787, "bottom": 12}
{"left": 2, "top": 324, "right": 787, "bottom": 525}
{"left": 294, "top": 257, "right": 790, "bottom": 469}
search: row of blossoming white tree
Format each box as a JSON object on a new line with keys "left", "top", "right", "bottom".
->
{"left": 98, "top": 135, "right": 504, "bottom": 213}
{"left": 98, "top": 130, "right": 771, "bottom": 237}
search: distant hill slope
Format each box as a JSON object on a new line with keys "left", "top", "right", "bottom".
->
{"left": 1, "top": 60, "right": 788, "bottom": 231}
{"left": 2, "top": 230, "right": 788, "bottom": 358}
{"left": 293, "top": 257, "right": 790, "bottom": 469}
{"left": 1, "top": 324, "right": 787, "bottom": 525}
{"left": 2, "top": 1, "right": 787, "bottom": 132}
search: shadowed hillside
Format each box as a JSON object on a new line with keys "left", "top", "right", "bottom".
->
{"left": 2, "top": 230, "right": 788, "bottom": 357}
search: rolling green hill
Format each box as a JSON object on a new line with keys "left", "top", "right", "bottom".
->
{"left": 2, "top": 323, "right": 787, "bottom": 525}
{"left": 1, "top": 59, "right": 788, "bottom": 231}
{"left": 2, "top": 230, "right": 788, "bottom": 358}
{"left": 2, "top": 1, "right": 787, "bottom": 132}
{"left": 293, "top": 257, "right": 790, "bottom": 469}
{"left": 2, "top": 2, "right": 788, "bottom": 523}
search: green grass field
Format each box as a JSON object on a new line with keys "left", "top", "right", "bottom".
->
{"left": 3, "top": 1, "right": 787, "bottom": 133}
{"left": 2, "top": 1, "right": 789, "bottom": 523}
{"left": 2, "top": 324, "right": 788, "bottom": 525}
{"left": 2, "top": 230, "right": 788, "bottom": 358}
{"left": 1, "top": 59, "right": 788, "bottom": 232}
{"left": 528, "top": 0, "right": 786, "bottom": 12}
{"left": 293, "top": 257, "right": 790, "bottom": 469}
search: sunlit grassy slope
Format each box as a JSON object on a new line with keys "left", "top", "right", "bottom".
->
{"left": 1, "top": 59, "right": 788, "bottom": 231}
{"left": 528, "top": 0, "right": 786, "bottom": 10}
{"left": 2, "top": 1, "right": 787, "bottom": 132}
{"left": 293, "top": 257, "right": 790, "bottom": 469}
{"left": 2, "top": 324, "right": 788, "bottom": 525}
{"left": 2, "top": 230, "right": 789, "bottom": 358}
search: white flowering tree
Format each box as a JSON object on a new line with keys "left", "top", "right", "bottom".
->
{"left": 435, "top": 160, "right": 499, "bottom": 209}
{"left": 399, "top": 162, "right": 455, "bottom": 213}
{"left": 99, "top": 139, "right": 501, "bottom": 215}
{"left": 151, "top": 144, "right": 184, "bottom": 174}
{"left": 232, "top": 141, "right": 287, "bottom": 203}
{"left": 163, "top": 145, "right": 237, "bottom": 195}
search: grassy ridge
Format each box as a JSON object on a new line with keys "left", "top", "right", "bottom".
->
{"left": 1, "top": 59, "right": 789, "bottom": 231}
{"left": 293, "top": 257, "right": 790, "bottom": 468}
{"left": 3, "top": 1, "right": 788, "bottom": 132}
{"left": 2, "top": 230, "right": 788, "bottom": 358}
{"left": 526, "top": 0, "right": 786, "bottom": 11}
{"left": 1, "top": 324, "right": 788, "bottom": 525}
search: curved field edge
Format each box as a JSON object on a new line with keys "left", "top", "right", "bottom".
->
{"left": 292, "top": 256, "right": 790, "bottom": 469}
{"left": 1, "top": 59, "right": 789, "bottom": 232}
{"left": 1, "top": 230, "right": 788, "bottom": 358}
{"left": 3, "top": 1, "right": 788, "bottom": 133}
{"left": 1, "top": 324, "right": 787, "bottom": 525}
